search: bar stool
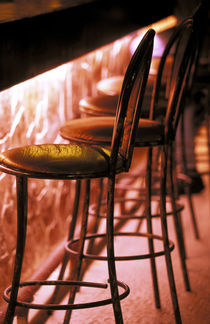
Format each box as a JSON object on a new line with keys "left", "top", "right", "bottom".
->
{"left": 177, "top": 0, "right": 209, "bottom": 223}
{"left": 0, "top": 29, "right": 155, "bottom": 324}
{"left": 60, "top": 17, "right": 198, "bottom": 324}
{"left": 88, "top": 2, "right": 208, "bottom": 243}
{"left": 75, "top": 3, "right": 207, "bottom": 256}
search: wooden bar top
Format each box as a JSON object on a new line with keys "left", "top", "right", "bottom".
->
{"left": 0, "top": 0, "right": 96, "bottom": 23}
{"left": 0, "top": 0, "right": 175, "bottom": 91}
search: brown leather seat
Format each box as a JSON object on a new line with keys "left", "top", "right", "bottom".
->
{"left": 0, "top": 143, "right": 124, "bottom": 177}
{"left": 97, "top": 76, "right": 123, "bottom": 96}
{"left": 79, "top": 95, "right": 119, "bottom": 116}
{"left": 97, "top": 74, "right": 156, "bottom": 97}
{"left": 96, "top": 57, "right": 173, "bottom": 97}
{"left": 60, "top": 117, "right": 164, "bottom": 147}
{"left": 91, "top": 57, "right": 172, "bottom": 119}
{"left": 79, "top": 92, "right": 167, "bottom": 118}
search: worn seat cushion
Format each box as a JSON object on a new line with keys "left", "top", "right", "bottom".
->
{"left": 0, "top": 144, "right": 124, "bottom": 178}
{"left": 80, "top": 75, "right": 156, "bottom": 118}
{"left": 79, "top": 95, "right": 119, "bottom": 116}
{"left": 97, "top": 76, "right": 124, "bottom": 96}
{"left": 97, "top": 75, "right": 156, "bottom": 97}
{"left": 79, "top": 94, "right": 155, "bottom": 118}
{"left": 79, "top": 90, "right": 167, "bottom": 119}
{"left": 60, "top": 116, "right": 164, "bottom": 147}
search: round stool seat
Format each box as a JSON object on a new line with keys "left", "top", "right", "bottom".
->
{"left": 79, "top": 93, "right": 167, "bottom": 119}
{"left": 97, "top": 74, "right": 156, "bottom": 97}
{"left": 60, "top": 116, "right": 165, "bottom": 147}
{"left": 97, "top": 76, "right": 123, "bottom": 96}
{"left": 82, "top": 70, "right": 167, "bottom": 118}
{"left": 80, "top": 94, "right": 119, "bottom": 116}
{"left": 96, "top": 57, "right": 173, "bottom": 107}
{"left": 79, "top": 93, "right": 154, "bottom": 118}
{"left": 0, "top": 143, "right": 124, "bottom": 178}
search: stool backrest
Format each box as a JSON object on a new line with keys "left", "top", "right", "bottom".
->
{"left": 151, "top": 0, "right": 208, "bottom": 143}
{"left": 151, "top": 18, "right": 195, "bottom": 143}
{"left": 110, "top": 29, "right": 155, "bottom": 172}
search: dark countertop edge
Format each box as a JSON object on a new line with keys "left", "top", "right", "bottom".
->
{"left": 0, "top": 2, "right": 142, "bottom": 91}
{"left": 0, "top": 0, "right": 99, "bottom": 23}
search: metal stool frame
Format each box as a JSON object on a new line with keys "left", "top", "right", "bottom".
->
{"left": 0, "top": 29, "right": 155, "bottom": 324}
{"left": 60, "top": 17, "right": 199, "bottom": 324}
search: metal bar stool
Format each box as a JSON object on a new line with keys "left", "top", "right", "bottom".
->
{"left": 77, "top": 0, "right": 207, "bottom": 268}
{"left": 89, "top": 1, "right": 208, "bottom": 244}
{"left": 177, "top": 0, "right": 209, "bottom": 238}
{"left": 60, "top": 17, "right": 199, "bottom": 324}
{"left": 0, "top": 29, "right": 155, "bottom": 324}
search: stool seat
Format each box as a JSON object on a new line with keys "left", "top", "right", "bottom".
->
{"left": 80, "top": 95, "right": 119, "bottom": 116}
{"left": 97, "top": 76, "right": 124, "bottom": 96}
{"left": 0, "top": 144, "right": 124, "bottom": 178}
{"left": 60, "top": 117, "right": 165, "bottom": 147}
{"left": 97, "top": 75, "right": 156, "bottom": 96}
{"left": 79, "top": 93, "right": 167, "bottom": 118}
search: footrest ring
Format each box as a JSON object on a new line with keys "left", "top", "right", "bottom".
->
{"left": 89, "top": 198, "right": 184, "bottom": 220}
{"left": 4, "top": 280, "right": 129, "bottom": 310}
{"left": 66, "top": 232, "right": 175, "bottom": 261}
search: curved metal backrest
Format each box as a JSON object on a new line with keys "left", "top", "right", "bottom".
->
{"left": 151, "top": 18, "right": 195, "bottom": 143}
{"left": 151, "top": 0, "right": 208, "bottom": 143}
{"left": 110, "top": 29, "right": 155, "bottom": 172}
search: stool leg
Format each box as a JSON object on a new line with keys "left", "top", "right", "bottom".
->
{"left": 146, "top": 148, "right": 161, "bottom": 308}
{"left": 160, "top": 147, "right": 182, "bottom": 324}
{"left": 48, "top": 180, "right": 82, "bottom": 308}
{"left": 85, "top": 178, "right": 104, "bottom": 256}
{"left": 169, "top": 146, "right": 191, "bottom": 291}
{"left": 170, "top": 145, "right": 187, "bottom": 259}
{"left": 180, "top": 115, "right": 200, "bottom": 239}
{"left": 107, "top": 176, "right": 124, "bottom": 324}
{"left": 63, "top": 180, "right": 91, "bottom": 324}
{"left": 185, "top": 186, "right": 200, "bottom": 239}
{"left": 4, "top": 176, "right": 28, "bottom": 324}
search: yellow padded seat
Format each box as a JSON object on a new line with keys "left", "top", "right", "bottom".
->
{"left": 0, "top": 144, "right": 124, "bottom": 178}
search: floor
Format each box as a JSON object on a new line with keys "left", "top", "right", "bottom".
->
{"left": 28, "top": 127, "right": 210, "bottom": 324}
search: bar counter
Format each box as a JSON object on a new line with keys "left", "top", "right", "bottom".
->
{"left": 0, "top": 0, "right": 138, "bottom": 91}
{"left": 0, "top": 0, "right": 175, "bottom": 91}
